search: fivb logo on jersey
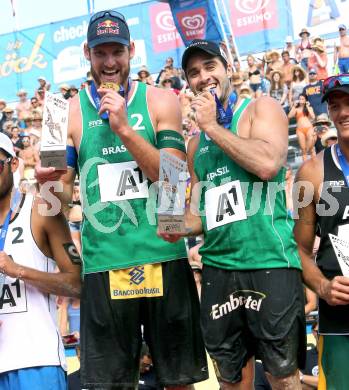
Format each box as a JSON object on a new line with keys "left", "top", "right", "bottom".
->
{"left": 229, "top": 0, "right": 278, "bottom": 36}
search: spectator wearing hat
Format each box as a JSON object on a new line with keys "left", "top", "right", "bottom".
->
{"left": 284, "top": 36, "right": 297, "bottom": 63}
{"left": 160, "top": 77, "right": 179, "bottom": 95}
{"left": 321, "top": 128, "right": 338, "bottom": 148}
{"left": 35, "top": 76, "right": 48, "bottom": 101}
{"left": 281, "top": 51, "right": 294, "bottom": 87}
{"left": 232, "top": 58, "right": 247, "bottom": 81}
{"left": 59, "top": 83, "right": 71, "bottom": 100}
{"left": 70, "top": 86, "right": 79, "bottom": 98}
{"left": 15, "top": 89, "right": 31, "bottom": 123}
{"left": 296, "top": 28, "right": 312, "bottom": 70}
{"left": 269, "top": 70, "right": 289, "bottom": 113}
{"left": 288, "top": 65, "right": 307, "bottom": 107}
{"left": 265, "top": 50, "right": 283, "bottom": 80}
{"left": 334, "top": 24, "right": 349, "bottom": 73}
{"left": 2, "top": 107, "right": 18, "bottom": 135}
{"left": 308, "top": 42, "right": 328, "bottom": 80}
{"left": 302, "top": 68, "right": 328, "bottom": 116}
{"left": 313, "top": 113, "right": 332, "bottom": 153}
{"left": 137, "top": 66, "right": 154, "bottom": 85}
{"left": 239, "top": 83, "right": 252, "bottom": 99}
{"left": 231, "top": 72, "right": 244, "bottom": 94}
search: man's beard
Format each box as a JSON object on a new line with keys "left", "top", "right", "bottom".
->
{"left": 90, "top": 63, "right": 131, "bottom": 90}
{"left": 0, "top": 170, "right": 14, "bottom": 200}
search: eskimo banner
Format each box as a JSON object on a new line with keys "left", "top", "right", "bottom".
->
{"left": 228, "top": 0, "right": 292, "bottom": 54}
{"left": 167, "top": 0, "right": 225, "bottom": 45}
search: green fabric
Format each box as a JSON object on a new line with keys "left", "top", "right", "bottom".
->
{"left": 78, "top": 81, "right": 186, "bottom": 274}
{"left": 193, "top": 97, "right": 301, "bottom": 270}
{"left": 156, "top": 130, "right": 186, "bottom": 153}
{"left": 322, "top": 335, "right": 349, "bottom": 390}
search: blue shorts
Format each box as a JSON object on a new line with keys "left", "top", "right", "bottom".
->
{"left": 0, "top": 366, "right": 67, "bottom": 390}
{"left": 338, "top": 57, "right": 349, "bottom": 74}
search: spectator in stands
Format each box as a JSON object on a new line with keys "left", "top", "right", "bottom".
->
{"left": 59, "top": 83, "right": 71, "bottom": 100}
{"left": 137, "top": 65, "right": 154, "bottom": 85}
{"left": 2, "top": 107, "right": 18, "bottom": 133}
{"left": 313, "top": 113, "right": 332, "bottom": 153}
{"left": 30, "top": 110, "right": 42, "bottom": 151}
{"left": 265, "top": 50, "right": 283, "bottom": 80}
{"left": 36, "top": 88, "right": 45, "bottom": 106}
{"left": 10, "top": 126, "right": 23, "bottom": 155}
{"left": 269, "top": 69, "right": 289, "bottom": 113}
{"left": 288, "top": 65, "right": 307, "bottom": 107}
{"left": 299, "top": 321, "right": 319, "bottom": 389}
{"left": 288, "top": 93, "right": 315, "bottom": 161}
{"left": 37, "top": 75, "right": 48, "bottom": 91}
{"left": 0, "top": 99, "right": 7, "bottom": 132}
{"left": 18, "top": 134, "right": 39, "bottom": 181}
{"left": 302, "top": 68, "right": 328, "bottom": 116}
{"left": 59, "top": 297, "right": 81, "bottom": 338}
{"left": 334, "top": 24, "right": 349, "bottom": 73}
{"left": 68, "top": 182, "right": 82, "bottom": 255}
{"left": 30, "top": 96, "right": 43, "bottom": 116}
{"left": 231, "top": 72, "right": 243, "bottom": 94}
{"left": 70, "top": 86, "right": 79, "bottom": 98}
{"left": 284, "top": 35, "right": 297, "bottom": 63}
{"left": 233, "top": 58, "right": 246, "bottom": 81}
{"left": 239, "top": 83, "right": 253, "bottom": 99}
{"left": 281, "top": 50, "right": 294, "bottom": 87}
{"left": 160, "top": 77, "right": 179, "bottom": 95}
{"left": 139, "top": 343, "right": 163, "bottom": 390}
{"left": 321, "top": 128, "right": 338, "bottom": 148}
{"left": 308, "top": 42, "right": 328, "bottom": 80}
{"left": 296, "top": 28, "right": 312, "bottom": 70}
{"left": 15, "top": 89, "right": 31, "bottom": 123}
{"left": 246, "top": 54, "right": 263, "bottom": 97}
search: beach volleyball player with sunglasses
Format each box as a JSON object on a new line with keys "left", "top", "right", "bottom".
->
{"left": 294, "top": 74, "right": 349, "bottom": 389}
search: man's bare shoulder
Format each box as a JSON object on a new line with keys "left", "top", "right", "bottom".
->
{"left": 147, "top": 85, "right": 180, "bottom": 109}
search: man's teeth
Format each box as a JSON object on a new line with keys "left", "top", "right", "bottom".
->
{"left": 203, "top": 85, "right": 217, "bottom": 91}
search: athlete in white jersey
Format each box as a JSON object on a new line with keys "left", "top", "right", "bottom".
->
{"left": 0, "top": 133, "right": 81, "bottom": 390}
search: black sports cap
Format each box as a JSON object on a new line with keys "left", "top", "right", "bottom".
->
{"left": 321, "top": 74, "right": 349, "bottom": 102}
{"left": 87, "top": 10, "right": 130, "bottom": 48}
{"left": 181, "top": 39, "right": 228, "bottom": 71}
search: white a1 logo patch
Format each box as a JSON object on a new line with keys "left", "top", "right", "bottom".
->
{"left": 205, "top": 180, "right": 247, "bottom": 231}
{"left": 98, "top": 161, "right": 149, "bottom": 202}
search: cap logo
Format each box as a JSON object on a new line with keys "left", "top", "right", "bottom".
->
{"left": 96, "top": 19, "right": 119, "bottom": 36}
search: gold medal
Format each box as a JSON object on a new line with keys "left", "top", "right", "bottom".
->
{"left": 100, "top": 82, "right": 120, "bottom": 92}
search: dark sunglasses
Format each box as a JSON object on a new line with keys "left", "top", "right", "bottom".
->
{"left": 90, "top": 10, "right": 126, "bottom": 24}
{"left": 0, "top": 157, "right": 12, "bottom": 174}
{"left": 323, "top": 74, "right": 349, "bottom": 95}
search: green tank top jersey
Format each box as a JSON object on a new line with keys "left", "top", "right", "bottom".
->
{"left": 194, "top": 97, "right": 301, "bottom": 271}
{"left": 78, "top": 82, "right": 186, "bottom": 274}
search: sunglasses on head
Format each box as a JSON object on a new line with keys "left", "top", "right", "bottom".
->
{"left": 323, "top": 74, "right": 349, "bottom": 95}
{"left": 0, "top": 157, "right": 12, "bottom": 174}
{"left": 90, "top": 10, "right": 126, "bottom": 24}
